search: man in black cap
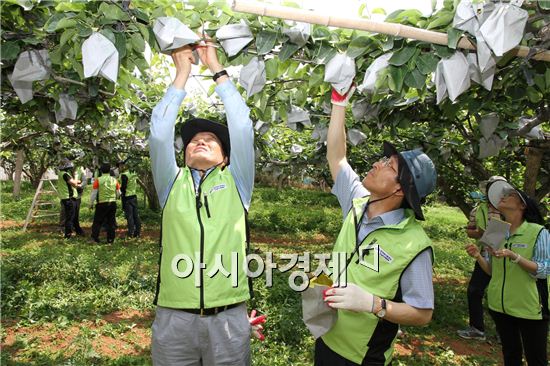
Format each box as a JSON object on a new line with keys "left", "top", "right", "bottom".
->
{"left": 317, "top": 87, "right": 438, "bottom": 366}
{"left": 148, "top": 40, "right": 264, "bottom": 366}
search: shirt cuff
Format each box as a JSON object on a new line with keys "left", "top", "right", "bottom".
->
{"left": 215, "top": 79, "right": 238, "bottom": 99}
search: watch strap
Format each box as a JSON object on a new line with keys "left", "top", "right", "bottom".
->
{"left": 212, "top": 69, "right": 228, "bottom": 82}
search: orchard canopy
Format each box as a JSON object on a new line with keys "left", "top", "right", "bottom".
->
{"left": 1, "top": 0, "right": 549, "bottom": 216}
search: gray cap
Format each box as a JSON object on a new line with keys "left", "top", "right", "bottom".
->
{"left": 384, "top": 142, "right": 437, "bottom": 220}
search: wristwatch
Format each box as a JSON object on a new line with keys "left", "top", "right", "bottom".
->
{"left": 376, "top": 298, "right": 387, "bottom": 318}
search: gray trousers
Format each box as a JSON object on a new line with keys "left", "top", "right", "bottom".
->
{"left": 151, "top": 303, "right": 251, "bottom": 366}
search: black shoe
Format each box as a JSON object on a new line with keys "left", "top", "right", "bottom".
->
{"left": 91, "top": 236, "right": 100, "bottom": 243}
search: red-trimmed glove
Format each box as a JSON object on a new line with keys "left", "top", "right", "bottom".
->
{"left": 248, "top": 309, "right": 267, "bottom": 341}
{"left": 331, "top": 84, "right": 356, "bottom": 107}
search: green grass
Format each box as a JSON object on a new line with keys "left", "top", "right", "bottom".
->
{"left": 1, "top": 182, "right": 508, "bottom": 365}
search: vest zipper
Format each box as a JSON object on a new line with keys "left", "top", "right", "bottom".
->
{"left": 204, "top": 195, "right": 211, "bottom": 218}
{"left": 193, "top": 169, "right": 214, "bottom": 310}
{"left": 501, "top": 242, "right": 508, "bottom": 314}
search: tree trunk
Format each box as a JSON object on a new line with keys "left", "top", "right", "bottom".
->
{"left": 139, "top": 171, "right": 160, "bottom": 211}
{"left": 523, "top": 145, "right": 542, "bottom": 197}
{"left": 12, "top": 149, "right": 24, "bottom": 199}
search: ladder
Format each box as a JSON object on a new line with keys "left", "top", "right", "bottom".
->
{"left": 22, "top": 175, "right": 59, "bottom": 232}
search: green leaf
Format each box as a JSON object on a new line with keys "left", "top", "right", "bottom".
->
{"left": 308, "top": 66, "right": 324, "bottom": 88}
{"left": 447, "top": 28, "right": 464, "bottom": 49}
{"left": 312, "top": 41, "right": 337, "bottom": 65}
{"left": 256, "top": 30, "right": 278, "bottom": 55}
{"left": 265, "top": 58, "right": 278, "bottom": 79}
{"left": 417, "top": 53, "right": 439, "bottom": 74}
{"left": 60, "top": 28, "right": 77, "bottom": 48}
{"left": 347, "top": 36, "right": 370, "bottom": 59}
{"left": 427, "top": 10, "right": 454, "bottom": 29}
{"left": 534, "top": 74, "right": 545, "bottom": 93}
{"left": 389, "top": 46, "right": 417, "bottom": 66}
{"left": 99, "top": 2, "right": 130, "bottom": 21}
{"left": 545, "top": 69, "right": 550, "bottom": 92}
{"left": 278, "top": 42, "right": 300, "bottom": 62}
{"left": 311, "top": 26, "right": 331, "bottom": 41}
{"left": 54, "top": 18, "right": 77, "bottom": 31}
{"left": 539, "top": 0, "right": 550, "bottom": 10}
{"left": 388, "top": 66, "right": 405, "bottom": 92}
{"left": 49, "top": 45, "right": 63, "bottom": 65}
{"left": 99, "top": 29, "right": 116, "bottom": 45}
{"left": 21, "top": 37, "right": 42, "bottom": 45}
{"left": 131, "top": 8, "right": 150, "bottom": 23}
{"left": 114, "top": 33, "right": 127, "bottom": 59}
{"left": 404, "top": 69, "right": 426, "bottom": 89}
{"left": 526, "top": 86, "right": 541, "bottom": 103}
{"left": 432, "top": 44, "right": 454, "bottom": 58}
{"left": 1, "top": 42, "right": 20, "bottom": 61}
{"left": 382, "top": 37, "right": 394, "bottom": 52}
{"left": 130, "top": 33, "right": 145, "bottom": 53}
{"left": 55, "top": 2, "right": 86, "bottom": 12}
{"left": 44, "top": 13, "right": 66, "bottom": 33}
{"left": 77, "top": 24, "right": 93, "bottom": 38}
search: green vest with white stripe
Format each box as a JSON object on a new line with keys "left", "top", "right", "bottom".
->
{"left": 154, "top": 166, "right": 250, "bottom": 309}
{"left": 322, "top": 197, "right": 433, "bottom": 365}
{"left": 487, "top": 221, "right": 546, "bottom": 320}
{"left": 121, "top": 170, "right": 137, "bottom": 197}
{"left": 57, "top": 171, "right": 77, "bottom": 200}
{"left": 97, "top": 175, "right": 117, "bottom": 203}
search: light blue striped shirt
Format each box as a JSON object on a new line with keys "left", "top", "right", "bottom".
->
{"left": 149, "top": 80, "right": 254, "bottom": 210}
{"left": 527, "top": 228, "right": 550, "bottom": 278}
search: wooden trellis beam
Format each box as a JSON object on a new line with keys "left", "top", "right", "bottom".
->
{"left": 232, "top": 0, "right": 550, "bottom": 62}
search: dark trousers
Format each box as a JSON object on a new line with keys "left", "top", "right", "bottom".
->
{"left": 73, "top": 198, "right": 84, "bottom": 235}
{"left": 314, "top": 338, "right": 392, "bottom": 366}
{"left": 467, "top": 261, "right": 491, "bottom": 331}
{"left": 91, "top": 202, "right": 117, "bottom": 243}
{"left": 122, "top": 195, "right": 141, "bottom": 237}
{"left": 489, "top": 310, "right": 548, "bottom": 366}
{"left": 61, "top": 199, "right": 75, "bottom": 238}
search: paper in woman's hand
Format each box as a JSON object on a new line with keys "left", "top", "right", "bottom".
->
{"left": 479, "top": 218, "right": 511, "bottom": 251}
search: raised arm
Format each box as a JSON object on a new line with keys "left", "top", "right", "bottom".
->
{"left": 196, "top": 40, "right": 254, "bottom": 210}
{"left": 327, "top": 88, "right": 354, "bottom": 182}
{"left": 149, "top": 47, "right": 195, "bottom": 208}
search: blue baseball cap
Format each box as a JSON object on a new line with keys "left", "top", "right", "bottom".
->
{"left": 383, "top": 141, "right": 437, "bottom": 220}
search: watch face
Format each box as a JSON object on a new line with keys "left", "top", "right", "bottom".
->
{"left": 376, "top": 309, "right": 386, "bottom": 318}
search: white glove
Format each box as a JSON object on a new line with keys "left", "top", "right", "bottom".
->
{"left": 331, "top": 84, "right": 356, "bottom": 107}
{"left": 323, "top": 283, "right": 375, "bottom": 313}
{"left": 248, "top": 309, "right": 266, "bottom": 341}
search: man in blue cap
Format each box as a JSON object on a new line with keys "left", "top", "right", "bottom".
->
{"left": 317, "top": 87, "right": 438, "bottom": 366}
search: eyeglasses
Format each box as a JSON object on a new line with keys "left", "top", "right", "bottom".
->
{"left": 378, "top": 156, "right": 397, "bottom": 173}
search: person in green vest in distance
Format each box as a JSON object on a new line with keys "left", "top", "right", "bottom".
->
{"left": 117, "top": 160, "right": 141, "bottom": 239}
{"left": 149, "top": 38, "right": 265, "bottom": 366}
{"left": 57, "top": 158, "right": 84, "bottom": 239}
{"left": 466, "top": 182, "right": 549, "bottom": 366}
{"left": 73, "top": 164, "right": 87, "bottom": 237}
{"left": 319, "top": 86, "right": 437, "bottom": 366}
{"left": 90, "top": 163, "right": 120, "bottom": 244}
{"left": 457, "top": 176, "right": 506, "bottom": 341}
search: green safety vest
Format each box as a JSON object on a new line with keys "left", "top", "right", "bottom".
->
{"left": 121, "top": 170, "right": 137, "bottom": 197}
{"left": 154, "top": 166, "right": 250, "bottom": 309}
{"left": 475, "top": 202, "right": 489, "bottom": 231}
{"left": 322, "top": 197, "right": 433, "bottom": 365}
{"left": 97, "top": 175, "right": 118, "bottom": 203}
{"left": 487, "top": 221, "right": 546, "bottom": 320}
{"left": 57, "top": 171, "right": 77, "bottom": 200}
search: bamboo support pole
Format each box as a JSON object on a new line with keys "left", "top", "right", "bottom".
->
{"left": 232, "top": 0, "right": 550, "bottom": 62}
